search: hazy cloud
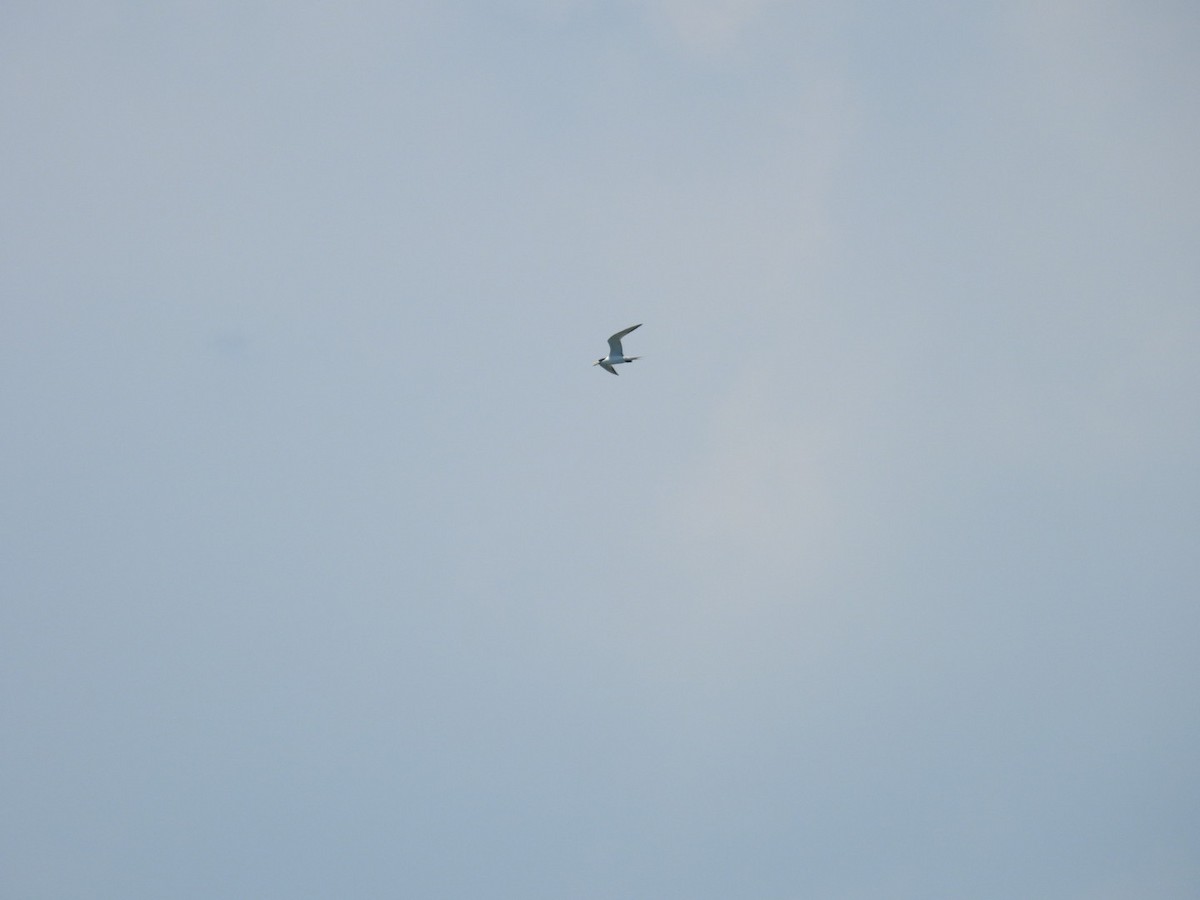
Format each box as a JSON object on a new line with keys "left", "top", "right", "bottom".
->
{"left": 2, "top": 2, "right": 1197, "bottom": 897}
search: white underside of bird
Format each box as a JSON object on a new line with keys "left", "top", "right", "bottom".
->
{"left": 594, "top": 323, "right": 642, "bottom": 375}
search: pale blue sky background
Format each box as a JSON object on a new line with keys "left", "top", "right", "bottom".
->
{"left": 3, "top": 2, "right": 1198, "bottom": 897}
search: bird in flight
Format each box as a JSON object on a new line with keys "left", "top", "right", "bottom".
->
{"left": 594, "top": 324, "right": 642, "bottom": 375}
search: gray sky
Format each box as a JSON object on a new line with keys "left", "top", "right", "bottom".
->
{"left": 3, "top": 2, "right": 1198, "bottom": 897}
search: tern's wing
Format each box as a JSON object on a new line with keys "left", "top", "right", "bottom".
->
{"left": 599, "top": 360, "right": 618, "bottom": 375}
{"left": 607, "top": 323, "right": 641, "bottom": 357}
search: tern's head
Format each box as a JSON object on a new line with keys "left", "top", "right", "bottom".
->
{"left": 593, "top": 359, "right": 601, "bottom": 365}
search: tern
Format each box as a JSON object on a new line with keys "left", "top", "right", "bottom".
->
{"left": 593, "top": 324, "right": 642, "bottom": 375}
